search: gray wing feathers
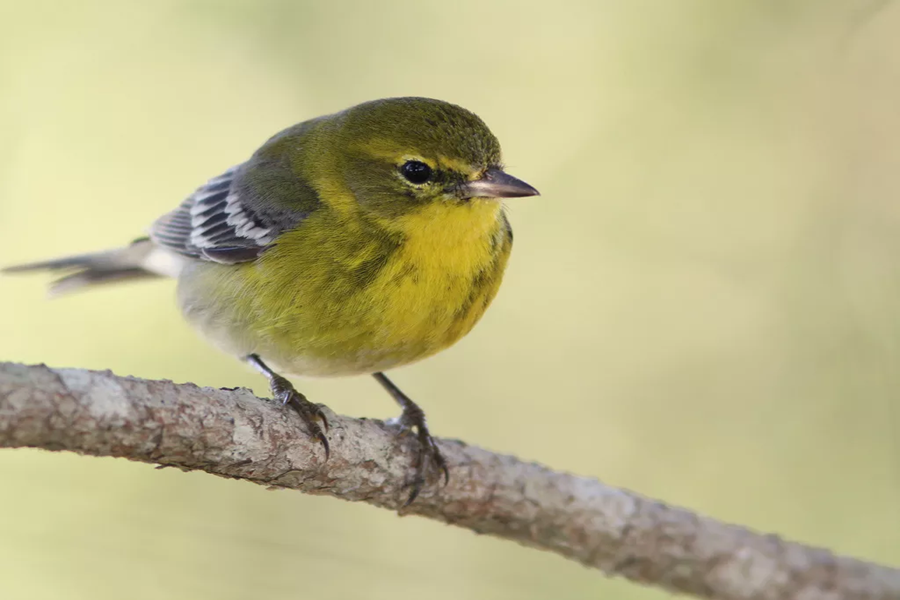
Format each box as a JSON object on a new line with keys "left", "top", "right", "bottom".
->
{"left": 150, "top": 166, "right": 276, "bottom": 264}
{"left": 3, "top": 163, "right": 290, "bottom": 296}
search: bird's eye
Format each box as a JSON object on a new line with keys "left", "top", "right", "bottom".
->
{"left": 400, "top": 160, "right": 433, "bottom": 185}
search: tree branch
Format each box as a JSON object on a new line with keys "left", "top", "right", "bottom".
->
{"left": 0, "top": 361, "right": 897, "bottom": 600}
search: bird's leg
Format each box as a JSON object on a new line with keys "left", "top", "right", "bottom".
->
{"left": 245, "top": 354, "right": 329, "bottom": 459}
{"left": 372, "top": 372, "right": 448, "bottom": 505}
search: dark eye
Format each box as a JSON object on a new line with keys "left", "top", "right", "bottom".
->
{"left": 400, "top": 160, "right": 433, "bottom": 185}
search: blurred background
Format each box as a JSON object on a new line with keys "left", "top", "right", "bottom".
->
{"left": 1, "top": 0, "right": 899, "bottom": 598}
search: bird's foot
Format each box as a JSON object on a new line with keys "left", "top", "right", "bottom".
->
{"left": 269, "top": 373, "right": 330, "bottom": 459}
{"left": 396, "top": 403, "right": 449, "bottom": 507}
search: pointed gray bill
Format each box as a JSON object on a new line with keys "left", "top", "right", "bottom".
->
{"left": 459, "top": 168, "right": 540, "bottom": 199}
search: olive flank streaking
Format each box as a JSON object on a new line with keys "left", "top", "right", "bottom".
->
{"left": 3, "top": 97, "right": 539, "bottom": 504}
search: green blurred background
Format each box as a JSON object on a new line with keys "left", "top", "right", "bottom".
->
{"left": 1, "top": 1, "right": 898, "bottom": 598}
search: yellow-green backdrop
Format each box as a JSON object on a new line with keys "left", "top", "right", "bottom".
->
{"left": 1, "top": 1, "right": 898, "bottom": 599}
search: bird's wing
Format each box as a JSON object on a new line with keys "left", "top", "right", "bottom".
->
{"left": 150, "top": 165, "right": 281, "bottom": 264}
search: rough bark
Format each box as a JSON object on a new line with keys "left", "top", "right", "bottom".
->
{"left": 0, "top": 361, "right": 897, "bottom": 600}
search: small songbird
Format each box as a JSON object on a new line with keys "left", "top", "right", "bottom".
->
{"left": 3, "top": 97, "right": 539, "bottom": 503}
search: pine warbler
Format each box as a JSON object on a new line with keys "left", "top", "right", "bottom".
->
{"left": 4, "top": 97, "right": 539, "bottom": 503}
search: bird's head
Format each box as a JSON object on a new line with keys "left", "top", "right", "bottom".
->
{"left": 331, "top": 97, "right": 538, "bottom": 220}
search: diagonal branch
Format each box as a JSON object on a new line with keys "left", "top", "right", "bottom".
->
{"left": 0, "top": 361, "right": 897, "bottom": 600}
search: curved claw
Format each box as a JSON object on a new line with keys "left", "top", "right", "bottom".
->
{"left": 310, "top": 405, "right": 330, "bottom": 459}
{"left": 399, "top": 418, "right": 449, "bottom": 506}
{"left": 369, "top": 372, "right": 448, "bottom": 507}
{"left": 421, "top": 433, "right": 449, "bottom": 485}
{"left": 403, "top": 477, "right": 425, "bottom": 507}
{"left": 402, "top": 445, "right": 447, "bottom": 506}
{"left": 316, "top": 406, "right": 329, "bottom": 433}
{"left": 435, "top": 452, "right": 450, "bottom": 486}
{"left": 273, "top": 388, "right": 330, "bottom": 461}
{"left": 285, "top": 396, "right": 330, "bottom": 461}
{"left": 316, "top": 431, "right": 331, "bottom": 461}
{"left": 246, "top": 356, "right": 331, "bottom": 461}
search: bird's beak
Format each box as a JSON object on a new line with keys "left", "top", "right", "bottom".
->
{"left": 459, "top": 167, "right": 540, "bottom": 199}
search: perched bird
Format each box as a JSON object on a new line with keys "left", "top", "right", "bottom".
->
{"left": 3, "top": 97, "right": 539, "bottom": 503}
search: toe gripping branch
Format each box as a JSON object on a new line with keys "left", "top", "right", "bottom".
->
{"left": 244, "top": 356, "right": 448, "bottom": 506}
{"left": 373, "top": 372, "right": 449, "bottom": 506}
{"left": 245, "top": 354, "right": 330, "bottom": 459}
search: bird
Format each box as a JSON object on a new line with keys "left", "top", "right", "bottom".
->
{"left": 2, "top": 97, "right": 539, "bottom": 504}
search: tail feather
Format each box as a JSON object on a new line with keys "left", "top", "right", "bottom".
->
{"left": 45, "top": 267, "right": 160, "bottom": 296}
{"left": 2, "top": 238, "right": 169, "bottom": 296}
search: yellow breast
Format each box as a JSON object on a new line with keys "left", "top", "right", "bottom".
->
{"left": 360, "top": 199, "right": 512, "bottom": 363}
{"left": 180, "top": 199, "right": 512, "bottom": 377}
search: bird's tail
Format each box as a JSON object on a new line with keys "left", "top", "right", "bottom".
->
{"left": 2, "top": 238, "right": 179, "bottom": 296}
